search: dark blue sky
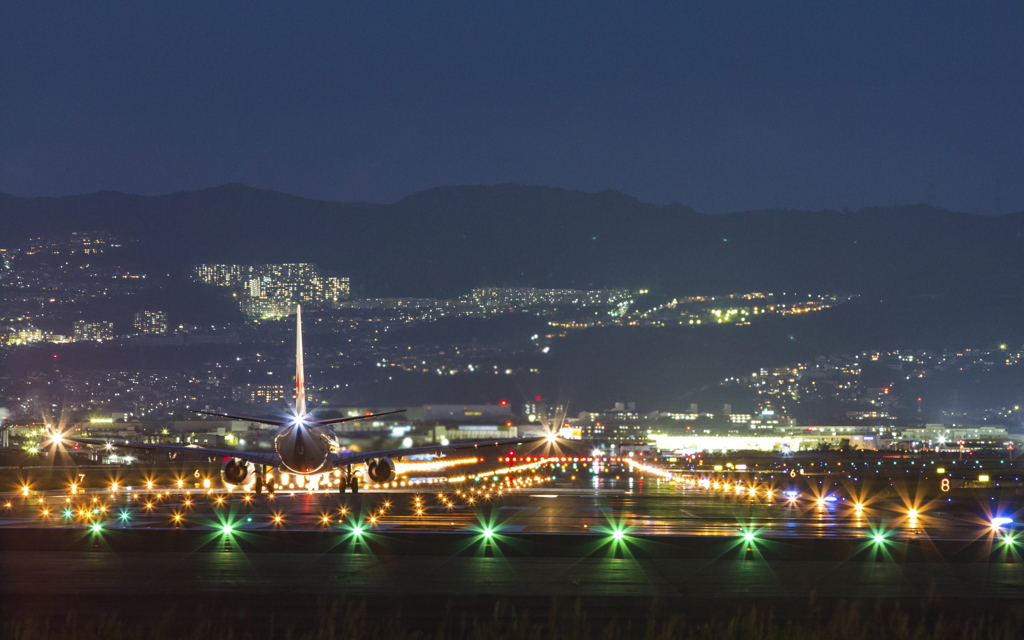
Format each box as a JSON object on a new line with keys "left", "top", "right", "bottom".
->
{"left": 2, "top": 2, "right": 1021, "bottom": 213}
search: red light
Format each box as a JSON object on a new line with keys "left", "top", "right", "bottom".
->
{"left": 535, "top": 396, "right": 542, "bottom": 402}
{"left": 53, "top": 354, "right": 58, "bottom": 358}
{"left": 499, "top": 399, "right": 508, "bottom": 406}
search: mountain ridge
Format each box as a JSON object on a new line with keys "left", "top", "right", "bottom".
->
{"left": 6, "top": 182, "right": 1022, "bottom": 218}
{"left": 1, "top": 183, "right": 1021, "bottom": 298}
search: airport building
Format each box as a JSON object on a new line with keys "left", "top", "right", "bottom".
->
{"left": 423, "top": 404, "right": 512, "bottom": 421}
{"left": 896, "top": 425, "right": 1009, "bottom": 443}
{"left": 431, "top": 425, "right": 519, "bottom": 444}
{"left": 649, "top": 432, "right": 879, "bottom": 454}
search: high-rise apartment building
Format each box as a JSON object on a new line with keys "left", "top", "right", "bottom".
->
{"left": 232, "top": 384, "right": 288, "bottom": 404}
{"left": 73, "top": 320, "right": 115, "bottom": 342}
{"left": 133, "top": 310, "right": 168, "bottom": 335}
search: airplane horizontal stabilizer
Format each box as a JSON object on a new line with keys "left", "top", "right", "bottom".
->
{"left": 314, "top": 409, "right": 407, "bottom": 426}
{"left": 189, "top": 409, "right": 286, "bottom": 427}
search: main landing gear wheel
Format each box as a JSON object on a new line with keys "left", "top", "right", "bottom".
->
{"left": 266, "top": 477, "right": 276, "bottom": 495}
{"left": 348, "top": 477, "right": 359, "bottom": 494}
{"left": 254, "top": 475, "right": 264, "bottom": 495}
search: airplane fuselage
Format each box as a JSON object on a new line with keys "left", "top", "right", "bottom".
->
{"left": 274, "top": 421, "right": 333, "bottom": 474}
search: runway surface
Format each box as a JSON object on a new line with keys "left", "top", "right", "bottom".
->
{"left": 2, "top": 473, "right": 1017, "bottom": 540}
{"left": 3, "top": 473, "right": 1024, "bottom": 604}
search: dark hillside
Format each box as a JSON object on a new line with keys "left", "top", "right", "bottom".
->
{"left": 1, "top": 184, "right": 1021, "bottom": 299}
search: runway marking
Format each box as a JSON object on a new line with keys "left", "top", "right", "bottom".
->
{"left": 530, "top": 495, "right": 558, "bottom": 498}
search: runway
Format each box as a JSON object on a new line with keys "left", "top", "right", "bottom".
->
{"left": 2, "top": 473, "right": 1016, "bottom": 540}
{"left": 3, "top": 469, "right": 1024, "bottom": 625}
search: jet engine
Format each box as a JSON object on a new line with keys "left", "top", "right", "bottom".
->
{"left": 221, "top": 457, "right": 256, "bottom": 486}
{"left": 366, "top": 457, "right": 397, "bottom": 483}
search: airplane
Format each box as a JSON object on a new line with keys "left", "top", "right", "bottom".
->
{"left": 65, "top": 305, "right": 560, "bottom": 494}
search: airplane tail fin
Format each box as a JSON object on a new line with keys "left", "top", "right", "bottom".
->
{"left": 295, "top": 305, "right": 306, "bottom": 416}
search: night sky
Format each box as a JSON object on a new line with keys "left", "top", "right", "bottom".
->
{"left": 2, "top": 2, "right": 1021, "bottom": 214}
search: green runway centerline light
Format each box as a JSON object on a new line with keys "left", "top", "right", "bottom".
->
{"left": 743, "top": 531, "right": 756, "bottom": 542}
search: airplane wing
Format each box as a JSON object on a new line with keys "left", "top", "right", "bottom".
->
{"left": 331, "top": 434, "right": 559, "bottom": 467}
{"left": 189, "top": 409, "right": 287, "bottom": 426}
{"left": 64, "top": 437, "right": 282, "bottom": 466}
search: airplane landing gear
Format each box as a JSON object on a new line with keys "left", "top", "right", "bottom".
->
{"left": 254, "top": 474, "right": 264, "bottom": 495}
{"left": 266, "top": 477, "right": 276, "bottom": 495}
{"left": 339, "top": 465, "right": 358, "bottom": 494}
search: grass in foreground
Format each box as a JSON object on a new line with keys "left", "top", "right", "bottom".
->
{"left": 6, "top": 597, "right": 1024, "bottom": 640}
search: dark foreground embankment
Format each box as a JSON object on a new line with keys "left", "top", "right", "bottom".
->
{"left": 4, "top": 596, "right": 1024, "bottom": 640}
